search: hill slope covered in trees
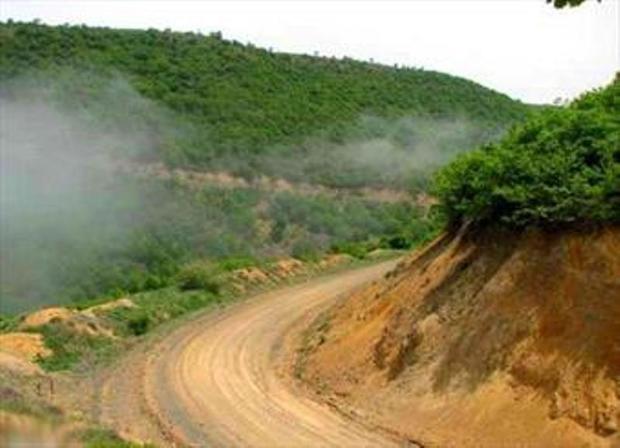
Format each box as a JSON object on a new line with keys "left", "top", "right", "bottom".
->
{"left": 0, "top": 21, "right": 529, "bottom": 162}
{"left": 0, "top": 21, "right": 531, "bottom": 313}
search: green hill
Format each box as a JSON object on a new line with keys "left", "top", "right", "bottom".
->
{"left": 0, "top": 21, "right": 533, "bottom": 313}
{"left": 0, "top": 21, "right": 529, "bottom": 173}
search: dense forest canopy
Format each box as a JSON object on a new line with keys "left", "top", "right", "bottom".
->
{"left": 434, "top": 76, "right": 619, "bottom": 226}
{"left": 0, "top": 21, "right": 530, "bottom": 168}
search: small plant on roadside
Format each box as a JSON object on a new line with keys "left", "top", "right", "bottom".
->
{"left": 126, "top": 313, "right": 151, "bottom": 336}
{"left": 176, "top": 260, "right": 222, "bottom": 293}
{"left": 79, "top": 428, "right": 154, "bottom": 448}
{"left": 36, "top": 324, "right": 117, "bottom": 372}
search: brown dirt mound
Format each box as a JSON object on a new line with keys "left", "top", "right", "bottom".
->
{"left": 0, "top": 352, "right": 43, "bottom": 376}
{"left": 0, "top": 333, "right": 52, "bottom": 361}
{"left": 82, "top": 298, "right": 136, "bottom": 316}
{"left": 273, "top": 258, "right": 305, "bottom": 277}
{"left": 233, "top": 266, "right": 273, "bottom": 285}
{"left": 300, "top": 225, "right": 620, "bottom": 447}
{"left": 21, "top": 307, "right": 76, "bottom": 328}
{"left": 0, "top": 411, "right": 80, "bottom": 447}
{"left": 19, "top": 300, "right": 133, "bottom": 338}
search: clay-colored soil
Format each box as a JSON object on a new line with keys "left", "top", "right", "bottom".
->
{"left": 91, "top": 261, "right": 405, "bottom": 447}
{"left": 0, "top": 411, "right": 80, "bottom": 447}
{"left": 301, "top": 225, "right": 620, "bottom": 447}
{"left": 0, "top": 332, "right": 51, "bottom": 361}
{"left": 0, "top": 352, "right": 43, "bottom": 376}
{"left": 18, "top": 300, "right": 135, "bottom": 339}
{"left": 21, "top": 307, "right": 76, "bottom": 328}
{"left": 124, "top": 162, "right": 417, "bottom": 204}
{"left": 82, "top": 298, "right": 135, "bottom": 316}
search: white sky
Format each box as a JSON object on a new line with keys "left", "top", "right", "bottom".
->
{"left": 1, "top": 1, "right": 618, "bottom": 104}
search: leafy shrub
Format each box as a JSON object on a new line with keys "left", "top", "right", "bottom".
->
{"left": 384, "top": 235, "right": 411, "bottom": 250}
{"left": 331, "top": 241, "right": 375, "bottom": 259}
{"left": 80, "top": 428, "right": 153, "bottom": 448}
{"left": 36, "top": 324, "right": 116, "bottom": 372}
{"left": 291, "top": 239, "right": 323, "bottom": 262}
{"left": 176, "top": 260, "right": 222, "bottom": 293}
{"left": 434, "top": 78, "right": 620, "bottom": 226}
{"left": 95, "top": 288, "right": 221, "bottom": 339}
{"left": 217, "top": 256, "right": 259, "bottom": 272}
{"left": 126, "top": 314, "right": 151, "bottom": 336}
{"left": 0, "top": 314, "right": 19, "bottom": 333}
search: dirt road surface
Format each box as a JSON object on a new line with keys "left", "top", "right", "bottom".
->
{"left": 95, "top": 260, "right": 404, "bottom": 447}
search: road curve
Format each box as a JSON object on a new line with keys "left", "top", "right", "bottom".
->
{"left": 97, "top": 260, "right": 402, "bottom": 447}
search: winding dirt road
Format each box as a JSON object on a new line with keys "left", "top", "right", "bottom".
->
{"left": 96, "top": 260, "right": 403, "bottom": 447}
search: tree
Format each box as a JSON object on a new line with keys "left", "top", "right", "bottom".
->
{"left": 548, "top": 0, "right": 601, "bottom": 8}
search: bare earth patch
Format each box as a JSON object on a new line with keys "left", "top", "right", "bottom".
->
{"left": 300, "top": 226, "right": 620, "bottom": 447}
{"left": 0, "top": 332, "right": 52, "bottom": 361}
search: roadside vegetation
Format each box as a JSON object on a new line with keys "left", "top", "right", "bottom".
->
{"left": 1, "top": 178, "right": 440, "bottom": 314}
{"left": 434, "top": 76, "right": 619, "bottom": 227}
{"left": 4, "top": 250, "right": 398, "bottom": 374}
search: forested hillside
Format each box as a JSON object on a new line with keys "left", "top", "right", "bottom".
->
{"left": 0, "top": 21, "right": 529, "bottom": 173}
{"left": 0, "top": 21, "right": 531, "bottom": 313}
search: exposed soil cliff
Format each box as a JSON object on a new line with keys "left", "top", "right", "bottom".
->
{"left": 300, "top": 225, "right": 620, "bottom": 447}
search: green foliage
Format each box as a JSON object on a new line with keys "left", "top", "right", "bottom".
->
{"left": 36, "top": 290, "right": 222, "bottom": 370}
{"left": 0, "top": 313, "right": 19, "bottom": 333}
{"left": 549, "top": 0, "right": 599, "bottom": 8}
{"left": 1, "top": 21, "right": 498, "bottom": 313}
{"left": 331, "top": 241, "right": 374, "bottom": 259}
{"left": 176, "top": 260, "right": 222, "bottom": 293}
{"left": 434, "top": 79, "right": 620, "bottom": 226}
{"left": 126, "top": 314, "right": 151, "bottom": 336}
{"left": 80, "top": 428, "right": 154, "bottom": 448}
{"left": 2, "top": 176, "right": 440, "bottom": 313}
{"left": 106, "top": 288, "right": 222, "bottom": 337}
{"left": 291, "top": 239, "right": 323, "bottom": 262}
{"left": 217, "top": 256, "right": 260, "bottom": 272}
{"left": 36, "top": 324, "right": 117, "bottom": 372}
{"left": 0, "top": 21, "right": 528, "bottom": 163}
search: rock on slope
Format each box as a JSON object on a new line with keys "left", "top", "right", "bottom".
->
{"left": 300, "top": 225, "right": 620, "bottom": 447}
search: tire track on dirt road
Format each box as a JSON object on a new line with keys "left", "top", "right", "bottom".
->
{"left": 98, "top": 260, "right": 403, "bottom": 447}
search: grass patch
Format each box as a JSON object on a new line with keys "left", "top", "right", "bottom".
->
{"left": 176, "top": 260, "right": 223, "bottom": 293}
{"left": 79, "top": 428, "right": 154, "bottom": 448}
{"left": 36, "top": 324, "right": 119, "bottom": 372}
{"left": 0, "top": 313, "right": 20, "bottom": 333}
{"left": 218, "top": 256, "right": 261, "bottom": 272}
{"left": 105, "top": 287, "right": 222, "bottom": 337}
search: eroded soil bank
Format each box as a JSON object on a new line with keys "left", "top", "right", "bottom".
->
{"left": 298, "top": 225, "right": 620, "bottom": 448}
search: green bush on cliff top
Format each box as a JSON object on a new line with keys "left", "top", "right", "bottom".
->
{"left": 434, "top": 77, "right": 619, "bottom": 226}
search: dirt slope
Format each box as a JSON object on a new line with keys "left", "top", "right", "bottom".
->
{"left": 89, "top": 260, "right": 405, "bottom": 447}
{"left": 300, "top": 225, "right": 620, "bottom": 447}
